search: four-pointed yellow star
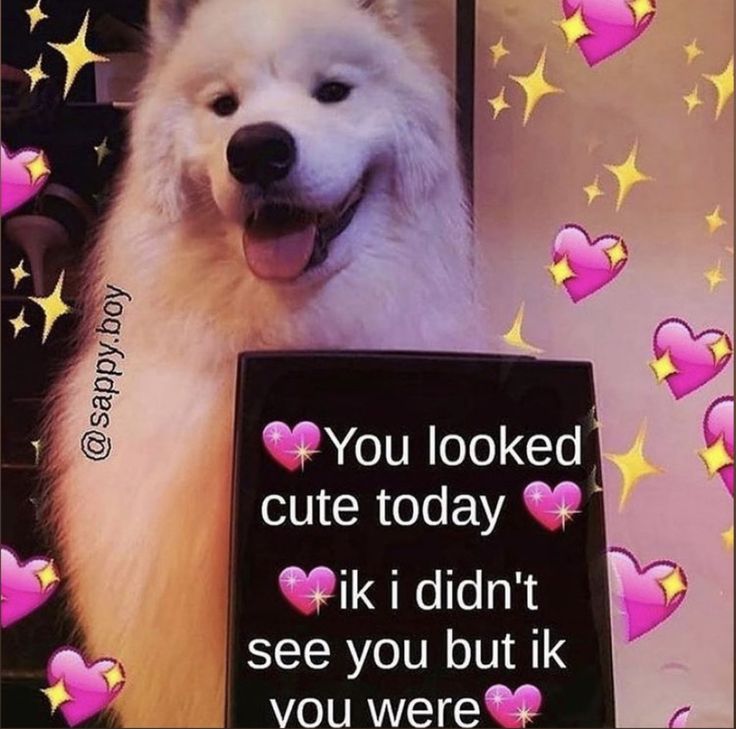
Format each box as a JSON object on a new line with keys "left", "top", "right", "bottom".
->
{"left": 502, "top": 302, "right": 544, "bottom": 355}
{"left": 94, "top": 137, "right": 112, "bottom": 166}
{"left": 555, "top": 7, "right": 593, "bottom": 50}
{"left": 583, "top": 176, "right": 605, "bottom": 205}
{"left": 28, "top": 271, "right": 72, "bottom": 344}
{"left": 41, "top": 678, "right": 72, "bottom": 715}
{"left": 10, "top": 260, "right": 31, "bottom": 289}
{"left": 683, "top": 84, "right": 704, "bottom": 114}
{"left": 26, "top": 0, "right": 48, "bottom": 33}
{"left": 35, "top": 561, "right": 60, "bottom": 591}
{"left": 547, "top": 255, "right": 576, "bottom": 286}
{"left": 684, "top": 39, "right": 704, "bottom": 65}
{"left": 650, "top": 350, "right": 678, "bottom": 383}
{"left": 709, "top": 334, "right": 732, "bottom": 365}
{"left": 605, "top": 419, "right": 664, "bottom": 511}
{"left": 722, "top": 526, "right": 734, "bottom": 550}
{"left": 490, "top": 37, "right": 510, "bottom": 67}
{"left": 102, "top": 662, "right": 126, "bottom": 691}
{"left": 48, "top": 10, "right": 110, "bottom": 98}
{"left": 604, "top": 141, "right": 653, "bottom": 211}
{"left": 704, "top": 260, "right": 727, "bottom": 291}
{"left": 628, "top": 0, "right": 656, "bottom": 26}
{"left": 510, "top": 47, "right": 564, "bottom": 127}
{"left": 488, "top": 87, "right": 511, "bottom": 119}
{"left": 8, "top": 308, "right": 31, "bottom": 339}
{"left": 703, "top": 56, "right": 734, "bottom": 120}
{"left": 605, "top": 239, "right": 628, "bottom": 267}
{"left": 24, "top": 151, "right": 51, "bottom": 185}
{"left": 23, "top": 54, "right": 49, "bottom": 92}
{"left": 699, "top": 435, "right": 734, "bottom": 477}
{"left": 657, "top": 566, "right": 687, "bottom": 604}
{"left": 705, "top": 205, "right": 727, "bottom": 234}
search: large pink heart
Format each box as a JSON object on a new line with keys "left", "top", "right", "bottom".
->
{"left": 1, "top": 546, "right": 59, "bottom": 628}
{"left": 523, "top": 481, "right": 583, "bottom": 531}
{"left": 703, "top": 396, "right": 734, "bottom": 496}
{"left": 484, "top": 684, "right": 543, "bottom": 728}
{"left": 262, "top": 421, "right": 321, "bottom": 472}
{"left": 552, "top": 225, "right": 627, "bottom": 302}
{"left": 608, "top": 547, "right": 687, "bottom": 642}
{"left": 562, "top": 0, "right": 656, "bottom": 66}
{"left": 279, "top": 566, "right": 336, "bottom": 616}
{"left": 653, "top": 319, "right": 732, "bottom": 400}
{"left": 1, "top": 143, "right": 51, "bottom": 216}
{"left": 46, "top": 647, "right": 125, "bottom": 727}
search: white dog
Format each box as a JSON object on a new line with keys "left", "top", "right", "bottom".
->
{"left": 45, "top": 0, "right": 481, "bottom": 725}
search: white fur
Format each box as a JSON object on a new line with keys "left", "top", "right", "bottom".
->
{"left": 45, "top": 1, "right": 483, "bottom": 725}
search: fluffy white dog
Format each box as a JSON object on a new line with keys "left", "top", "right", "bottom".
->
{"left": 45, "top": 0, "right": 482, "bottom": 725}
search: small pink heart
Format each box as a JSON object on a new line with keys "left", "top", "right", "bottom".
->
{"left": 562, "top": 0, "right": 656, "bottom": 66}
{"left": 523, "top": 481, "right": 583, "bottom": 531}
{"left": 484, "top": 684, "right": 543, "bottom": 728}
{"left": 653, "top": 319, "right": 732, "bottom": 399}
{"left": 608, "top": 547, "right": 687, "bottom": 642}
{"left": 262, "top": 421, "right": 321, "bottom": 472}
{"left": 45, "top": 647, "right": 125, "bottom": 727}
{"left": 1, "top": 142, "right": 51, "bottom": 216}
{"left": 703, "top": 396, "right": 734, "bottom": 496}
{"left": 279, "top": 566, "right": 336, "bottom": 616}
{"left": 1, "top": 546, "right": 59, "bottom": 628}
{"left": 668, "top": 706, "right": 692, "bottom": 729}
{"left": 552, "top": 225, "right": 628, "bottom": 302}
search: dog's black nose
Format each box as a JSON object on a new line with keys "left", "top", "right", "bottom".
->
{"left": 226, "top": 123, "right": 296, "bottom": 187}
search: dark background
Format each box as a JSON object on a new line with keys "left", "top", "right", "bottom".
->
{"left": 230, "top": 353, "right": 614, "bottom": 728}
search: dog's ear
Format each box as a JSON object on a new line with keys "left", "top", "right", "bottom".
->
{"left": 148, "top": 0, "right": 199, "bottom": 51}
{"left": 357, "top": 0, "right": 414, "bottom": 32}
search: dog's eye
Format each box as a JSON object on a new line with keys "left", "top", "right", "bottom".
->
{"left": 314, "top": 80, "right": 352, "bottom": 104}
{"left": 210, "top": 94, "right": 239, "bottom": 117}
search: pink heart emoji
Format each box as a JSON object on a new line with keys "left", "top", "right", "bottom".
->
{"left": 262, "top": 421, "right": 321, "bottom": 472}
{"left": 552, "top": 225, "right": 628, "bottom": 302}
{"left": 608, "top": 547, "right": 687, "bottom": 642}
{"left": 703, "top": 396, "right": 734, "bottom": 496}
{"left": 1, "top": 142, "right": 51, "bottom": 216}
{"left": 1, "top": 546, "right": 59, "bottom": 628}
{"left": 668, "top": 706, "right": 692, "bottom": 729}
{"left": 279, "top": 566, "right": 336, "bottom": 616}
{"left": 562, "top": 0, "right": 656, "bottom": 66}
{"left": 652, "top": 318, "right": 732, "bottom": 399}
{"left": 523, "top": 481, "right": 583, "bottom": 531}
{"left": 484, "top": 684, "right": 543, "bottom": 728}
{"left": 45, "top": 647, "right": 125, "bottom": 727}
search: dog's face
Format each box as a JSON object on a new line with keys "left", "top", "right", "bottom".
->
{"left": 137, "top": 0, "right": 456, "bottom": 286}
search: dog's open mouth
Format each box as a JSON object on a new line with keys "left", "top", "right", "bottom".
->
{"left": 242, "top": 183, "right": 363, "bottom": 281}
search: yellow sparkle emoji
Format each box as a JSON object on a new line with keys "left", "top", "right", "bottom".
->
{"left": 28, "top": 271, "right": 72, "bottom": 344}
{"left": 702, "top": 56, "right": 734, "bottom": 120}
{"left": 24, "top": 151, "right": 51, "bottom": 185}
{"left": 657, "top": 566, "right": 687, "bottom": 605}
{"left": 605, "top": 239, "right": 628, "bottom": 268}
{"left": 705, "top": 205, "right": 727, "bottom": 234}
{"left": 604, "top": 140, "right": 653, "bottom": 211}
{"left": 583, "top": 176, "right": 605, "bottom": 205}
{"left": 709, "top": 334, "right": 732, "bottom": 365}
{"left": 35, "top": 561, "right": 60, "bottom": 591}
{"left": 488, "top": 87, "right": 511, "bottom": 119}
{"left": 547, "top": 255, "right": 576, "bottom": 286}
{"left": 102, "top": 662, "right": 126, "bottom": 691}
{"left": 699, "top": 435, "right": 733, "bottom": 478}
{"left": 94, "top": 137, "right": 112, "bottom": 166}
{"left": 604, "top": 419, "right": 664, "bottom": 511}
{"left": 49, "top": 10, "right": 110, "bottom": 99}
{"left": 41, "top": 678, "right": 72, "bottom": 715}
{"left": 490, "top": 37, "right": 510, "bottom": 67}
{"left": 704, "top": 260, "right": 727, "bottom": 292}
{"left": 510, "top": 47, "right": 564, "bottom": 127}
{"left": 9, "top": 308, "right": 31, "bottom": 339}
{"left": 650, "top": 350, "right": 678, "bottom": 383}
{"left": 555, "top": 7, "right": 593, "bottom": 50}
{"left": 10, "top": 260, "right": 31, "bottom": 289}
{"left": 722, "top": 525, "right": 734, "bottom": 550}
{"left": 23, "top": 54, "right": 49, "bottom": 93}
{"left": 26, "top": 0, "right": 48, "bottom": 32}
{"left": 684, "top": 39, "right": 704, "bottom": 65}
{"left": 683, "top": 84, "right": 704, "bottom": 114}
{"left": 31, "top": 439, "right": 42, "bottom": 465}
{"left": 628, "top": 0, "right": 656, "bottom": 26}
{"left": 501, "top": 302, "right": 544, "bottom": 355}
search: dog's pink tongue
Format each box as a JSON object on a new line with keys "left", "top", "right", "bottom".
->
{"left": 243, "top": 225, "right": 316, "bottom": 281}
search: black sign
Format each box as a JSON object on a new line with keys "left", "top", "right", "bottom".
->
{"left": 228, "top": 353, "right": 614, "bottom": 728}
